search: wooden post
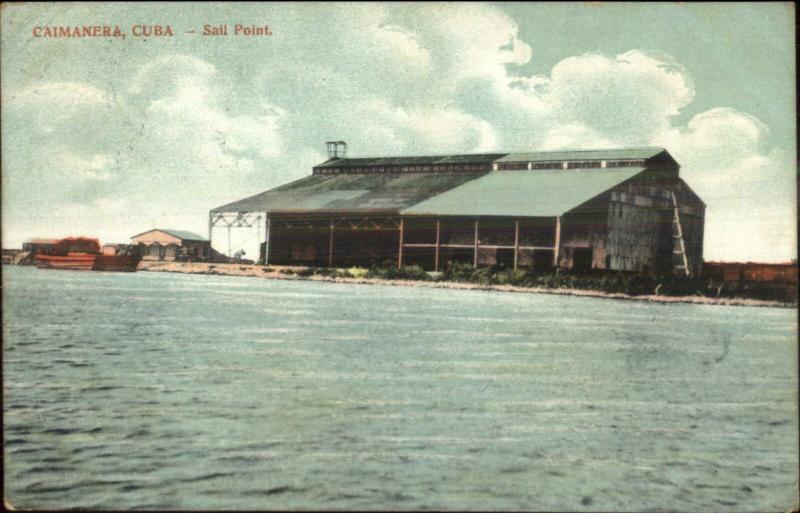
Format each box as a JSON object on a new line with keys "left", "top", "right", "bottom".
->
{"left": 328, "top": 219, "right": 335, "bottom": 268}
{"left": 434, "top": 219, "right": 441, "bottom": 272}
{"left": 227, "top": 225, "right": 231, "bottom": 258}
{"left": 553, "top": 216, "right": 561, "bottom": 267}
{"left": 398, "top": 218, "right": 404, "bottom": 269}
{"left": 207, "top": 214, "right": 213, "bottom": 262}
{"left": 513, "top": 219, "right": 519, "bottom": 270}
{"left": 473, "top": 219, "right": 479, "bottom": 267}
{"left": 264, "top": 215, "right": 271, "bottom": 266}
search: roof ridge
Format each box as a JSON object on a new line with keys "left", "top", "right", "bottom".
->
{"left": 328, "top": 146, "right": 665, "bottom": 160}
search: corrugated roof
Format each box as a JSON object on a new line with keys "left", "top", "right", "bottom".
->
{"left": 401, "top": 167, "right": 646, "bottom": 217}
{"left": 314, "top": 147, "right": 667, "bottom": 168}
{"left": 211, "top": 172, "right": 488, "bottom": 213}
{"left": 495, "top": 147, "right": 665, "bottom": 163}
{"left": 160, "top": 229, "right": 207, "bottom": 241}
{"left": 314, "top": 153, "right": 507, "bottom": 168}
{"left": 131, "top": 229, "right": 207, "bottom": 241}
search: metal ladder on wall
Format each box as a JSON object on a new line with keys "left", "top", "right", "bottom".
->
{"left": 670, "top": 190, "right": 691, "bottom": 277}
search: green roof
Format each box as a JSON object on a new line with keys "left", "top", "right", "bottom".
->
{"left": 401, "top": 167, "right": 646, "bottom": 217}
{"left": 211, "top": 172, "right": 487, "bottom": 213}
{"left": 314, "top": 147, "right": 668, "bottom": 168}
{"left": 212, "top": 147, "right": 683, "bottom": 217}
{"left": 495, "top": 147, "right": 665, "bottom": 163}
{"left": 314, "top": 153, "right": 506, "bottom": 168}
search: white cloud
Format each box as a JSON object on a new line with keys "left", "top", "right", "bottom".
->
{"left": 341, "top": 99, "right": 497, "bottom": 154}
{"left": 2, "top": 4, "right": 794, "bottom": 262}
{"left": 539, "top": 123, "right": 618, "bottom": 151}
{"left": 375, "top": 24, "right": 432, "bottom": 68}
{"left": 57, "top": 150, "right": 115, "bottom": 181}
{"left": 654, "top": 108, "right": 794, "bottom": 262}
{"left": 8, "top": 81, "right": 114, "bottom": 107}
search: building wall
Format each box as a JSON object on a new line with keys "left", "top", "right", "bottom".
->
{"left": 673, "top": 181, "right": 705, "bottom": 275}
{"left": 260, "top": 174, "right": 704, "bottom": 275}
{"left": 137, "top": 241, "right": 208, "bottom": 261}
{"left": 559, "top": 196, "right": 610, "bottom": 271}
{"left": 604, "top": 185, "right": 672, "bottom": 273}
{"left": 560, "top": 176, "right": 704, "bottom": 275}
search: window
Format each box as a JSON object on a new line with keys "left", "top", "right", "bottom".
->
{"left": 532, "top": 162, "right": 563, "bottom": 170}
{"left": 567, "top": 161, "right": 601, "bottom": 169}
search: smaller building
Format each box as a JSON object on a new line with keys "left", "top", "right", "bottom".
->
{"left": 2, "top": 249, "right": 22, "bottom": 265}
{"left": 22, "top": 238, "right": 58, "bottom": 254}
{"left": 101, "top": 243, "right": 129, "bottom": 256}
{"left": 131, "top": 229, "right": 209, "bottom": 261}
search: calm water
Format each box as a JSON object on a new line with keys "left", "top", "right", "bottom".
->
{"left": 3, "top": 265, "right": 798, "bottom": 511}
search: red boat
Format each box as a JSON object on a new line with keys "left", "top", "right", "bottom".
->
{"left": 34, "top": 237, "right": 141, "bottom": 272}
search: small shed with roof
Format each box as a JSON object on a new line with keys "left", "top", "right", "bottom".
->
{"left": 131, "top": 229, "right": 209, "bottom": 261}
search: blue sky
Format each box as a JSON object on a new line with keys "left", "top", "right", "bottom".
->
{"left": 1, "top": 2, "right": 795, "bottom": 261}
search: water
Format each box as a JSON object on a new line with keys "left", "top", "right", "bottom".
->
{"left": 3, "top": 265, "right": 797, "bottom": 511}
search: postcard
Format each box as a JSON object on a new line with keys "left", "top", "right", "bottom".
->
{"left": 2, "top": 2, "right": 797, "bottom": 511}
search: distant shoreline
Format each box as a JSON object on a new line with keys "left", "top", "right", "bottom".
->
{"left": 137, "top": 261, "right": 796, "bottom": 309}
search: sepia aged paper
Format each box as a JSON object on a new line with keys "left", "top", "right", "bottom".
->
{"left": 2, "top": 2, "right": 797, "bottom": 511}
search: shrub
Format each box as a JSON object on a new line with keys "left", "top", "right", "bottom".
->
{"left": 441, "top": 262, "right": 475, "bottom": 282}
{"left": 399, "top": 265, "right": 431, "bottom": 281}
{"left": 508, "top": 269, "right": 532, "bottom": 286}
{"left": 348, "top": 267, "right": 369, "bottom": 279}
{"left": 366, "top": 264, "right": 431, "bottom": 281}
{"left": 470, "top": 267, "right": 495, "bottom": 285}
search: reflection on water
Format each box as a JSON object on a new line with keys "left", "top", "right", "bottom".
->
{"left": 3, "top": 266, "right": 798, "bottom": 511}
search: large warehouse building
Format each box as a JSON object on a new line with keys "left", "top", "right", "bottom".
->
{"left": 210, "top": 143, "right": 705, "bottom": 275}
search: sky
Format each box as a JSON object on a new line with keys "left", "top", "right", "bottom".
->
{"left": 1, "top": 2, "right": 796, "bottom": 262}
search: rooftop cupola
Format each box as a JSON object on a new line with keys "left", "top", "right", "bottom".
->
{"left": 326, "top": 141, "right": 347, "bottom": 159}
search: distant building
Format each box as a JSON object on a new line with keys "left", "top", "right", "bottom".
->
{"left": 131, "top": 229, "right": 209, "bottom": 261}
{"left": 703, "top": 261, "right": 797, "bottom": 284}
{"left": 2, "top": 249, "right": 22, "bottom": 265}
{"left": 22, "top": 238, "right": 59, "bottom": 254}
{"left": 101, "top": 243, "right": 128, "bottom": 256}
{"left": 210, "top": 144, "right": 705, "bottom": 275}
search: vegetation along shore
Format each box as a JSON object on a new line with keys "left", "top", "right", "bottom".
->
{"left": 139, "top": 261, "right": 796, "bottom": 308}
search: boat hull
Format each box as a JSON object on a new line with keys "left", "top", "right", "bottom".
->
{"left": 35, "top": 254, "right": 141, "bottom": 272}
{"left": 35, "top": 253, "right": 96, "bottom": 270}
{"left": 93, "top": 255, "right": 141, "bottom": 272}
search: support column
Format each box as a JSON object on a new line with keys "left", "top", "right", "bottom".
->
{"left": 473, "top": 219, "right": 479, "bottom": 267}
{"left": 434, "top": 219, "right": 441, "bottom": 272}
{"left": 513, "top": 219, "right": 519, "bottom": 270}
{"left": 207, "top": 213, "right": 213, "bottom": 262}
{"left": 227, "top": 225, "right": 232, "bottom": 258}
{"left": 553, "top": 216, "right": 561, "bottom": 267}
{"left": 264, "top": 215, "right": 271, "bottom": 266}
{"left": 328, "top": 219, "right": 335, "bottom": 268}
{"left": 398, "top": 218, "right": 404, "bottom": 269}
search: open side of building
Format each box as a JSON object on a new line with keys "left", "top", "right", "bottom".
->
{"left": 210, "top": 146, "right": 705, "bottom": 275}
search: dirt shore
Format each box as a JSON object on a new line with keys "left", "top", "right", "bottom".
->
{"left": 138, "top": 261, "right": 796, "bottom": 308}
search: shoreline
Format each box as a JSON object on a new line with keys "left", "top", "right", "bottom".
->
{"left": 138, "top": 261, "right": 796, "bottom": 309}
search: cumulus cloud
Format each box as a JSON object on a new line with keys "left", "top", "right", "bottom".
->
{"left": 57, "top": 150, "right": 115, "bottom": 181}
{"left": 3, "top": 3, "right": 794, "bottom": 262}
{"left": 2, "top": 53, "right": 291, "bottom": 249}
{"left": 9, "top": 81, "right": 115, "bottom": 107}
{"left": 655, "top": 108, "right": 794, "bottom": 261}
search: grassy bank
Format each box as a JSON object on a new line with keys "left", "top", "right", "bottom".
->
{"left": 138, "top": 261, "right": 796, "bottom": 308}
